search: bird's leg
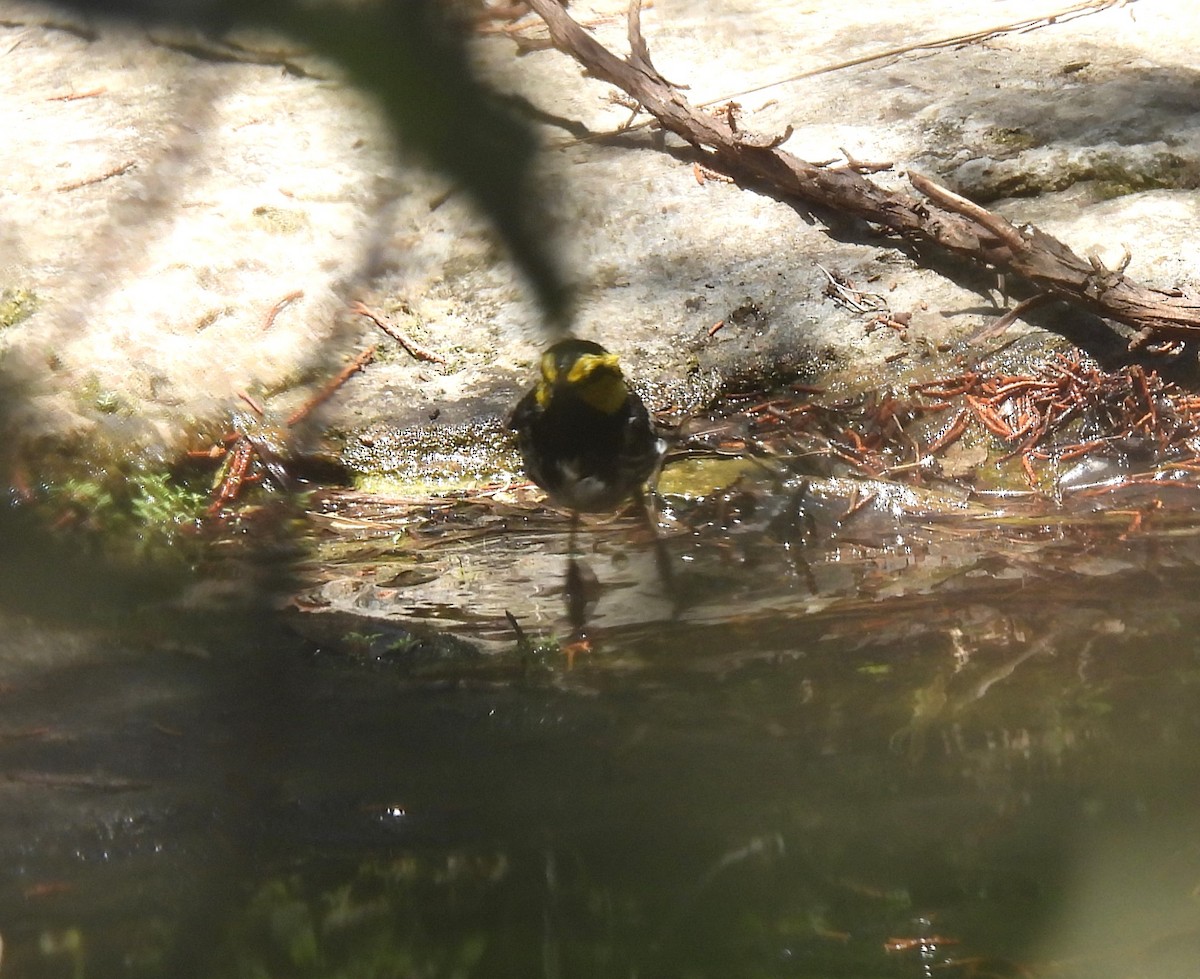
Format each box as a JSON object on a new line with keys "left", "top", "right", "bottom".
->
{"left": 563, "top": 510, "right": 594, "bottom": 661}
{"left": 632, "top": 486, "right": 680, "bottom": 615}
{"left": 565, "top": 510, "right": 583, "bottom": 632}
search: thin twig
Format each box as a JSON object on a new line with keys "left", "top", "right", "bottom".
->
{"left": 351, "top": 301, "right": 448, "bottom": 365}
{"left": 47, "top": 87, "right": 105, "bottom": 101}
{"left": 261, "top": 289, "right": 304, "bottom": 331}
{"left": 286, "top": 345, "right": 376, "bottom": 427}
{"left": 907, "top": 172, "right": 1028, "bottom": 253}
{"left": 704, "top": 0, "right": 1126, "bottom": 107}
{"left": 969, "top": 293, "right": 1056, "bottom": 345}
{"left": 56, "top": 160, "right": 135, "bottom": 193}
{"left": 560, "top": 0, "right": 1131, "bottom": 143}
{"left": 237, "top": 390, "right": 266, "bottom": 418}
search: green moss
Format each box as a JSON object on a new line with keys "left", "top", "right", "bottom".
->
{"left": 209, "top": 861, "right": 498, "bottom": 979}
{"left": 0, "top": 461, "right": 218, "bottom": 631}
{"left": 980, "top": 149, "right": 1200, "bottom": 202}
{"left": 94, "top": 389, "right": 123, "bottom": 414}
{"left": 251, "top": 204, "right": 309, "bottom": 234}
{"left": 986, "top": 126, "right": 1038, "bottom": 156}
{"left": 74, "top": 373, "right": 130, "bottom": 416}
{"left": 658, "top": 457, "right": 766, "bottom": 500}
{"left": 128, "top": 470, "right": 212, "bottom": 529}
{"left": 925, "top": 118, "right": 964, "bottom": 146}
{"left": 47, "top": 466, "right": 211, "bottom": 554}
{"left": 1093, "top": 151, "right": 1200, "bottom": 199}
{"left": 0, "top": 287, "right": 38, "bottom": 329}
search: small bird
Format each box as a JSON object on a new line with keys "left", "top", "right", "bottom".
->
{"left": 509, "top": 338, "right": 666, "bottom": 512}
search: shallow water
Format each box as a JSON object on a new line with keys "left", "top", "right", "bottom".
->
{"left": 3, "top": 490, "right": 1200, "bottom": 979}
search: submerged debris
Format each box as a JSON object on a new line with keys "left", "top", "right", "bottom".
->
{"left": 188, "top": 346, "right": 375, "bottom": 517}
{"left": 908, "top": 351, "right": 1200, "bottom": 495}
{"left": 681, "top": 349, "right": 1200, "bottom": 502}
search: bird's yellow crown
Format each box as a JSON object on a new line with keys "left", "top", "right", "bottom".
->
{"left": 536, "top": 339, "right": 628, "bottom": 415}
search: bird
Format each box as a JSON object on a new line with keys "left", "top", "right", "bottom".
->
{"left": 508, "top": 337, "right": 666, "bottom": 513}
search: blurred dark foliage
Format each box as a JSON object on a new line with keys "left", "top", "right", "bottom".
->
{"left": 53, "top": 0, "right": 568, "bottom": 328}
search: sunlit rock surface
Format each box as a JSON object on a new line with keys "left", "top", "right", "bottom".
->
{"left": 1, "top": 0, "right": 1198, "bottom": 480}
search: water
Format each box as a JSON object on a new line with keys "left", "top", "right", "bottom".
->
{"left": 3, "top": 490, "right": 1200, "bottom": 979}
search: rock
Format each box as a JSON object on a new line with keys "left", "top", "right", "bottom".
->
{"left": 1, "top": 0, "right": 1198, "bottom": 487}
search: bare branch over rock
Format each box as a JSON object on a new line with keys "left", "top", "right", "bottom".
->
{"left": 526, "top": 0, "right": 1200, "bottom": 348}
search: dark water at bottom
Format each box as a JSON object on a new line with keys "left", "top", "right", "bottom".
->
{"left": 3, "top": 515, "right": 1200, "bottom": 979}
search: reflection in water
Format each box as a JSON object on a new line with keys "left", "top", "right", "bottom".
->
{"left": 3, "top": 491, "right": 1200, "bottom": 978}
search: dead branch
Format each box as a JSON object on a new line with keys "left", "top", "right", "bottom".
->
{"left": 524, "top": 0, "right": 1200, "bottom": 346}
